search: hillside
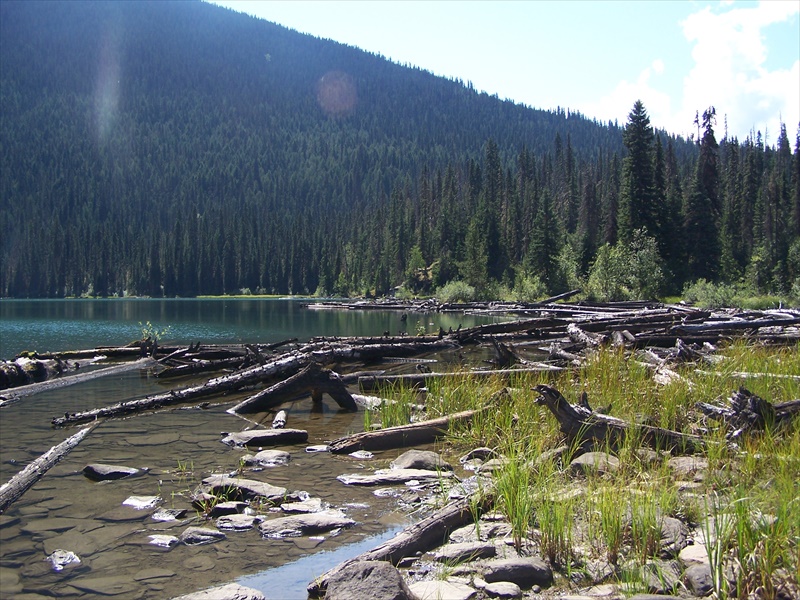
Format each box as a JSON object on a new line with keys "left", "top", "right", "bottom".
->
{"left": 1, "top": 0, "right": 796, "bottom": 299}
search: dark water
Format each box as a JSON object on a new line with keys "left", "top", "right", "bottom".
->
{"left": 0, "top": 299, "right": 502, "bottom": 599}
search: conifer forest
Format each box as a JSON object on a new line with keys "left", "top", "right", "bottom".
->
{"left": 1, "top": 1, "right": 798, "bottom": 300}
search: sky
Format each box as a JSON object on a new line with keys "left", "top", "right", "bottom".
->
{"left": 210, "top": 1, "right": 800, "bottom": 143}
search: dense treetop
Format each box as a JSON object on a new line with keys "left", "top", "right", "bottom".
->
{"left": 1, "top": 0, "right": 797, "bottom": 300}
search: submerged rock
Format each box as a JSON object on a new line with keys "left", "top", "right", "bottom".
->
{"left": 179, "top": 526, "right": 227, "bottom": 546}
{"left": 242, "top": 449, "right": 291, "bottom": 467}
{"left": 216, "top": 514, "right": 261, "bottom": 531}
{"left": 221, "top": 428, "right": 308, "bottom": 447}
{"left": 337, "top": 468, "right": 455, "bottom": 486}
{"left": 83, "top": 463, "right": 141, "bottom": 481}
{"left": 325, "top": 560, "right": 415, "bottom": 600}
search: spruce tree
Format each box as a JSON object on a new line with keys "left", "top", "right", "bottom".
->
{"left": 618, "top": 100, "right": 657, "bottom": 243}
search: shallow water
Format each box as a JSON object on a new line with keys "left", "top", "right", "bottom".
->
{"left": 0, "top": 300, "right": 502, "bottom": 598}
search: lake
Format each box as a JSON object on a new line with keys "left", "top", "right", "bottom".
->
{"left": 0, "top": 299, "right": 504, "bottom": 599}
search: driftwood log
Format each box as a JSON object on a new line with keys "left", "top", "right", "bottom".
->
{"left": 696, "top": 387, "right": 800, "bottom": 438}
{"left": 534, "top": 384, "right": 705, "bottom": 454}
{"left": 328, "top": 407, "right": 487, "bottom": 454}
{"left": 307, "top": 491, "right": 494, "bottom": 597}
{"left": 0, "top": 423, "right": 99, "bottom": 513}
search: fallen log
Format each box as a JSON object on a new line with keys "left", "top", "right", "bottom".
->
{"left": 154, "top": 356, "right": 246, "bottom": 379}
{"left": 696, "top": 388, "right": 800, "bottom": 438}
{"left": 307, "top": 491, "right": 494, "bottom": 597}
{"left": 230, "top": 362, "right": 357, "bottom": 414}
{"left": 328, "top": 407, "right": 487, "bottom": 454}
{"left": 0, "top": 358, "right": 155, "bottom": 408}
{"left": 534, "top": 384, "right": 704, "bottom": 454}
{"left": 0, "top": 422, "right": 99, "bottom": 514}
{"left": 52, "top": 351, "right": 311, "bottom": 426}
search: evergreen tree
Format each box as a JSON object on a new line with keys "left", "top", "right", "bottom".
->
{"left": 618, "top": 101, "right": 657, "bottom": 243}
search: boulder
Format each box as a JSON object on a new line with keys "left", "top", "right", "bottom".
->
{"left": 482, "top": 557, "right": 553, "bottom": 589}
{"left": 172, "top": 582, "right": 266, "bottom": 600}
{"left": 221, "top": 428, "right": 308, "bottom": 447}
{"left": 83, "top": 463, "right": 141, "bottom": 481}
{"left": 568, "top": 452, "right": 620, "bottom": 476}
{"left": 391, "top": 449, "right": 453, "bottom": 471}
{"left": 659, "top": 516, "right": 689, "bottom": 558}
{"left": 325, "top": 560, "right": 416, "bottom": 600}
{"left": 409, "top": 580, "right": 475, "bottom": 600}
{"left": 683, "top": 563, "right": 713, "bottom": 597}
{"left": 258, "top": 509, "right": 354, "bottom": 538}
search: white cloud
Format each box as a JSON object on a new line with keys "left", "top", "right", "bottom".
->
{"left": 676, "top": 0, "right": 800, "bottom": 141}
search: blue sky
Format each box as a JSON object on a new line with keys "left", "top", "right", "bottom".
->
{"left": 210, "top": 1, "right": 799, "bottom": 143}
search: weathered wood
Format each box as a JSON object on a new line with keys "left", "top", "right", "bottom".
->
{"left": 154, "top": 356, "right": 246, "bottom": 379}
{"left": 307, "top": 491, "right": 494, "bottom": 597}
{"left": 52, "top": 351, "right": 312, "bottom": 426}
{"left": 534, "top": 384, "right": 704, "bottom": 454}
{"left": 230, "top": 362, "right": 358, "bottom": 413}
{"left": 0, "top": 423, "right": 99, "bottom": 514}
{"left": 696, "top": 388, "right": 800, "bottom": 437}
{"left": 328, "top": 407, "right": 487, "bottom": 454}
{"left": 0, "top": 358, "right": 155, "bottom": 408}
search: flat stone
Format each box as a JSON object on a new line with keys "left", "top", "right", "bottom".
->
{"left": 258, "top": 509, "right": 354, "bottom": 538}
{"left": 432, "top": 541, "right": 497, "bottom": 563}
{"left": 82, "top": 463, "right": 140, "bottom": 481}
{"left": 216, "top": 514, "right": 260, "bottom": 530}
{"left": 482, "top": 557, "right": 553, "bottom": 589}
{"left": 667, "top": 456, "right": 708, "bottom": 476}
{"left": 122, "top": 495, "right": 161, "bottom": 510}
{"left": 337, "top": 468, "right": 454, "bottom": 486}
{"left": 148, "top": 534, "right": 180, "bottom": 548}
{"left": 391, "top": 449, "right": 453, "bottom": 471}
{"left": 409, "top": 580, "right": 476, "bottom": 600}
{"left": 449, "top": 521, "right": 512, "bottom": 544}
{"left": 678, "top": 543, "right": 708, "bottom": 568}
{"left": 485, "top": 581, "right": 522, "bottom": 599}
{"left": 281, "top": 497, "right": 325, "bottom": 514}
{"left": 569, "top": 452, "right": 620, "bottom": 476}
{"left": 201, "top": 475, "right": 288, "bottom": 502}
{"left": 326, "top": 560, "right": 415, "bottom": 600}
{"left": 182, "top": 555, "right": 216, "bottom": 571}
{"left": 243, "top": 449, "right": 291, "bottom": 467}
{"left": 20, "top": 517, "right": 83, "bottom": 534}
{"left": 208, "top": 501, "right": 248, "bottom": 517}
{"left": 221, "top": 428, "right": 308, "bottom": 447}
{"left": 151, "top": 508, "right": 188, "bottom": 522}
{"left": 179, "top": 526, "right": 227, "bottom": 546}
{"left": 172, "top": 582, "right": 266, "bottom": 600}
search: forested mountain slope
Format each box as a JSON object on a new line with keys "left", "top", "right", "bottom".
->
{"left": 1, "top": 1, "right": 797, "bottom": 299}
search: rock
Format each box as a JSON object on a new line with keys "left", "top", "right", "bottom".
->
{"left": 667, "top": 456, "right": 708, "bottom": 477}
{"left": 201, "top": 475, "right": 288, "bottom": 503}
{"left": 409, "top": 580, "right": 476, "bottom": 600}
{"left": 337, "top": 468, "right": 454, "bottom": 486}
{"left": 122, "top": 495, "right": 161, "bottom": 510}
{"left": 627, "top": 596, "right": 682, "bottom": 600}
{"left": 659, "top": 516, "right": 689, "bottom": 558}
{"left": 208, "top": 501, "right": 248, "bottom": 517}
{"left": 349, "top": 450, "right": 374, "bottom": 459}
{"left": 305, "top": 444, "right": 329, "bottom": 452}
{"left": 678, "top": 543, "right": 708, "bottom": 568}
{"left": 152, "top": 508, "right": 189, "bottom": 521}
{"left": 179, "top": 527, "right": 227, "bottom": 546}
{"left": 242, "top": 449, "right": 291, "bottom": 467}
{"left": 281, "top": 497, "right": 324, "bottom": 514}
{"left": 325, "top": 560, "right": 416, "bottom": 600}
{"left": 133, "top": 567, "right": 175, "bottom": 581}
{"left": 82, "top": 463, "right": 140, "bottom": 481}
{"left": 460, "top": 447, "right": 497, "bottom": 463}
{"left": 476, "top": 458, "right": 508, "bottom": 473}
{"left": 639, "top": 559, "right": 681, "bottom": 594}
{"left": 534, "top": 445, "right": 568, "bottom": 466}
{"left": 69, "top": 576, "right": 139, "bottom": 596}
{"left": 216, "top": 514, "right": 261, "bottom": 530}
{"left": 484, "top": 581, "right": 522, "bottom": 599}
{"left": 148, "top": 534, "right": 180, "bottom": 548}
{"left": 432, "top": 541, "right": 497, "bottom": 563}
{"left": 172, "top": 582, "right": 266, "bottom": 600}
{"left": 482, "top": 557, "right": 553, "bottom": 589}
{"left": 448, "top": 521, "right": 512, "bottom": 544}
{"left": 47, "top": 549, "right": 80, "bottom": 571}
{"left": 569, "top": 452, "right": 620, "bottom": 476}
{"left": 258, "top": 509, "right": 355, "bottom": 538}
{"left": 391, "top": 449, "right": 453, "bottom": 471}
{"left": 221, "top": 428, "right": 308, "bottom": 447}
{"left": 683, "top": 563, "right": 713, "bottom": 597}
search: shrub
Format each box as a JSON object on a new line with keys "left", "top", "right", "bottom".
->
{"left": 435, "top": 280, "right": 476, "bottom": 303}
{"left": 512, "top": 274, "right": 548, "bottom": 302}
